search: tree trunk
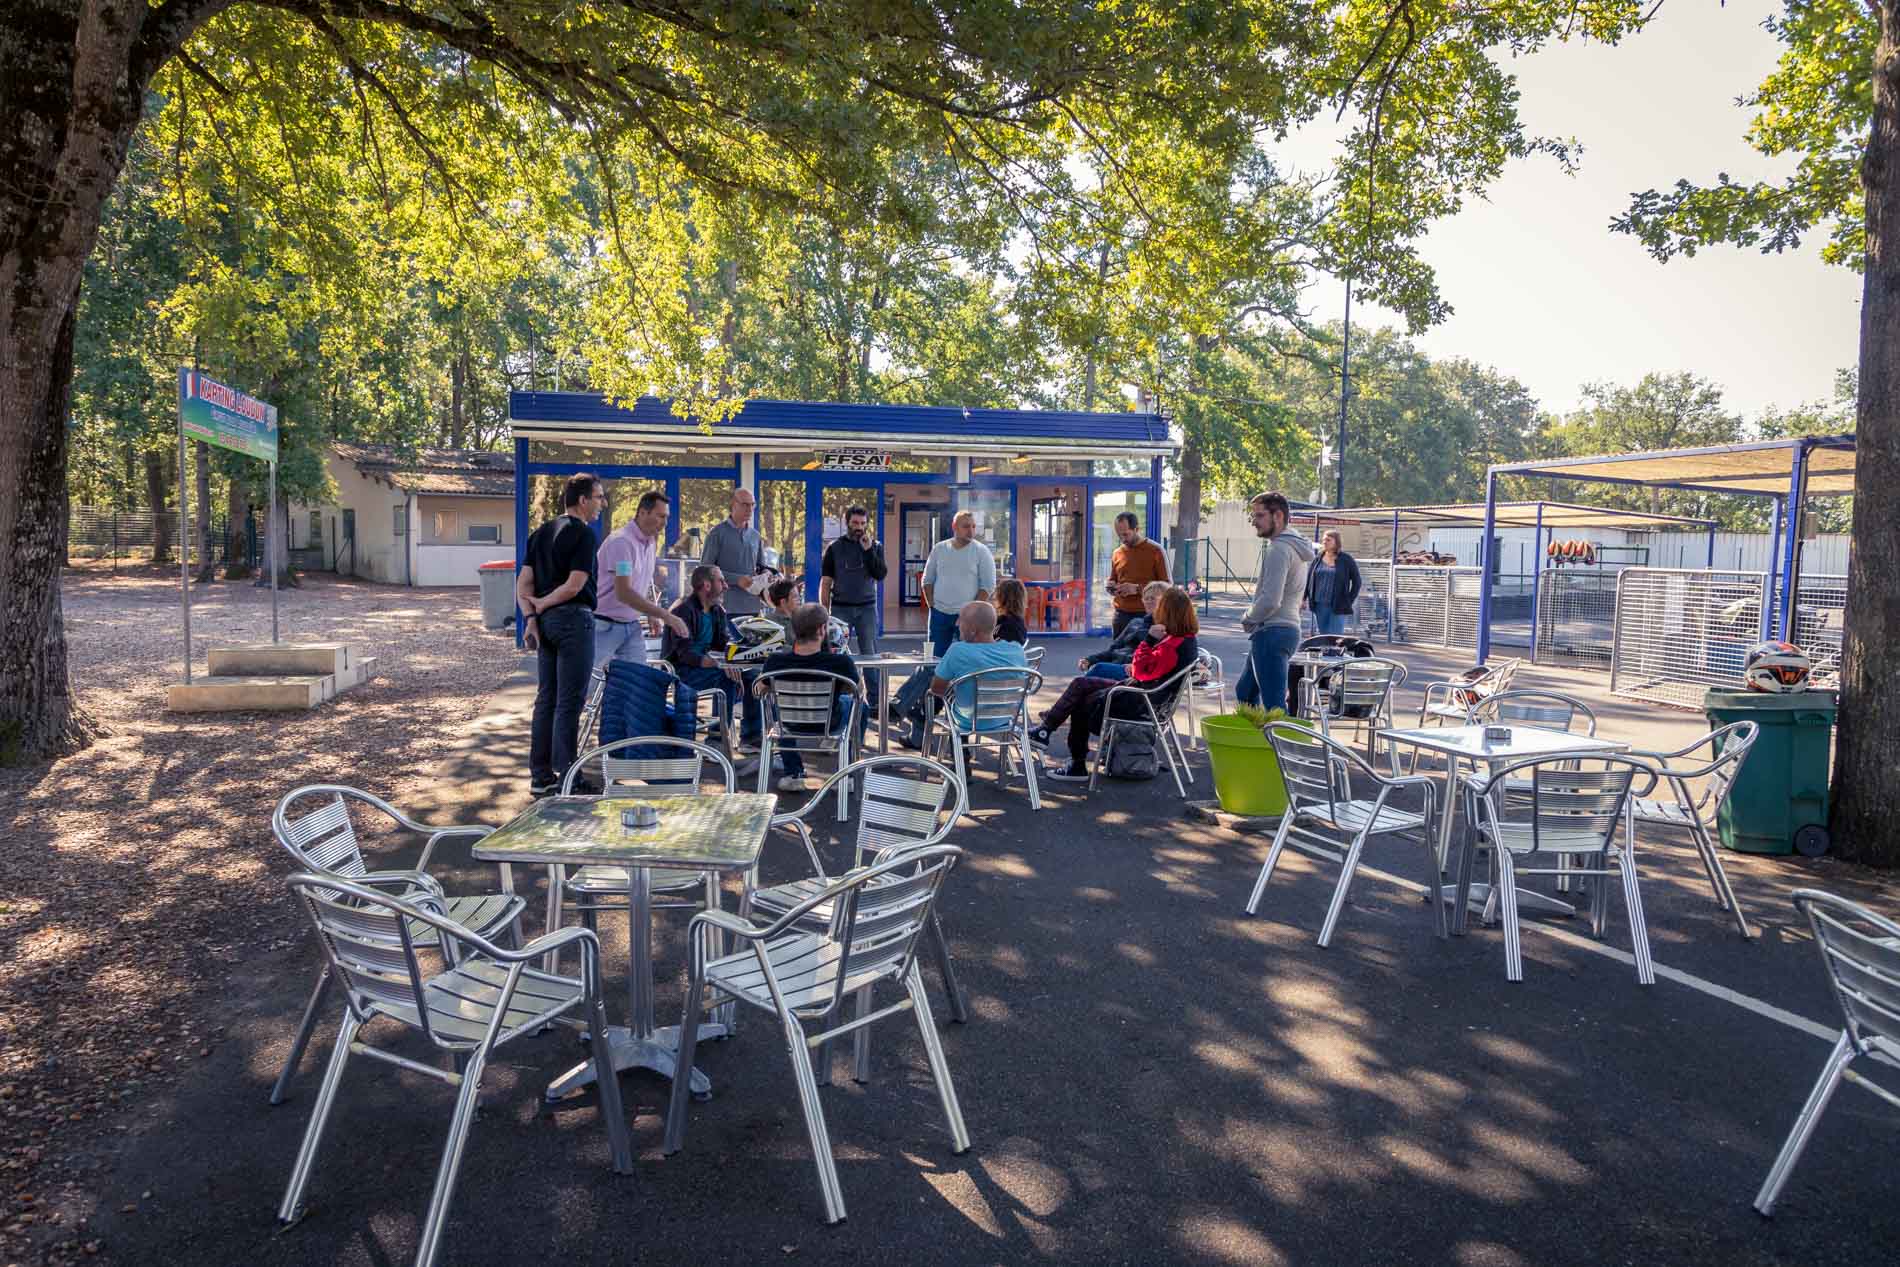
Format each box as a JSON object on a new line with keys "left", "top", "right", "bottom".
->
{"left": 1173, "top": 434, "right": 1205, "bottom": 546}
{"left": 1, "top": 0, "right": 197, "bottom": 764}
{"left": 449, "top": 346, "right": 466, "bottom": 448}
{"left": 192, "top": 439, "right": 214, "bottom": 581}
{"left": 144, "top": 448, "right": 171, "bottom": 562}
{"left": 1831, "top": 2, "right": 1900, "bottom": 867}
{"left": 224, "top": 475, "right": 247, "bottom": 570}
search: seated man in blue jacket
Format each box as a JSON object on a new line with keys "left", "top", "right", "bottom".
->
{"left": 660, "top": 565, "right": 759, "bottom": 748}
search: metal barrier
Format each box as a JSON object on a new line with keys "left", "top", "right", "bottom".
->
{"left": 68, "top": 507, "right": 233, "bottom": 564}
{"left": 1387, "top": 565, "right": 1483, "bottom": 652}
{"left": 1610, "top": 567, "right": 1851, "bottom": 707}
{"left": 1533, "top": 570, "right": 1620, "bottom": 668}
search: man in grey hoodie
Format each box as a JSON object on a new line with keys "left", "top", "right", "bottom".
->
{"left": 1235, "top": 491, "right": 1315, "bottom": 713}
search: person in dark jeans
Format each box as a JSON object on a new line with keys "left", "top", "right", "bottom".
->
{"left": 1234, "top": 492, "right": 1313, "bottom": 714}
{"left": 1303, "top": 529, "right": 1363, "bottom": 636}
{"left": 519, "top": 473, "right": 605, "bottom": 794}
{"left": 660, "top": 564, "right": 761, "bottom": 753}
{"left": 1041, "top": 587, "right": 1200, "bottom": 780}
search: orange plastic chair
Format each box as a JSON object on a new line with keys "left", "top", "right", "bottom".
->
{"left": 1023, "top": 586, "right": 1048, "bottom": 629}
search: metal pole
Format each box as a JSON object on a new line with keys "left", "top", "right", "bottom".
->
{"left": 1476, "top": 471, "right": 1498, "bottom": 662}
{"left": 1705, "top": 523, "right": 1716, "bottom": 569}
{"left": 1761, "top": 495, "right": 1784, "bottom": 642}
{"left": 177, "top": 406, "right": 192, "bottom": 683}
{"left": 1778, "top": 442, "right": 1810, "bottom": 642}
{"left": 1528, "top": 502, "right": 1544, "bottom": 664}
{"left": 269, "top": 460, "right": 279, "bottom": 643}
{"left": 1335, "top": 280, "right": 1351, "bottom": 509}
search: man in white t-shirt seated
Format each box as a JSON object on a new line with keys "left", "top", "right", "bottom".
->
{"left": 929, "top": 602, "right": 1028, "bottom": 732}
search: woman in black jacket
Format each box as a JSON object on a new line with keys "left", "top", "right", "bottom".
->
{"left": 1303, "top": 530, "right": 1362, "bottom": 635}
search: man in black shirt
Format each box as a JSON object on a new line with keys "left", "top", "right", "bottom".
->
{"left": 517, "top": 473, "right": 604, "bottom": 794}
{"left": 752, "top": 603, "right": 864, "bottom": 792}
{"left": 819, "top": 505, "right": 886, "bottom": 656}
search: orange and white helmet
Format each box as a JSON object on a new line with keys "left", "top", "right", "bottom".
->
{"left": 1744, "top": 640, "right": 1812, "bottom": 693}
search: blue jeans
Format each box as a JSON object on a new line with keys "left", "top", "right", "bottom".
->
{"left": 592, "top": 616, "right": 648, "bottom": 668}
{"left": 675, "top": 664, "right": 760, "bottom": 743}
{"left": 1086, "top": 662, "right": 1130, "bottom": 681}
{"left": 928, "top": 607, "right": 961, "bottom": 657}
{"left": 1235, "top": 624, "right": 1299, "bottom": 713}
{"left": 1313, "top": 608, "right": 1346, "bottom": 636}
{"left": 776, "top": 699, "right": 860, "bottom": 777}
{"left": 531, "top": 604, "right": 597, "bottom": 786}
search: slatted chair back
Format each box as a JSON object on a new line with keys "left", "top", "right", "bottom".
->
{"left": 1478, "top": 756, "right": 1646, "bottom": 857}
{"left": 277, "top": 791, "right": 370, "bottom": 886}
{"left": 560, "top": 736, "right": 736, "bottom": 797}
{"left": 938, "top": 666, "right": 1038, "bottom": 736}
{"left": 288, "top": 874, "right": 440, "bottom": 1040}
{"left": 1325, "top": 657, "right": 1404, "bottom": 718}
{"left": 1024, "top": 645, "right": 1045, "bottom": 670}
{"left": 759, "top": 669, "right": 855, "bottom": 737}
{"left": 1796, "top": 889, "right": 1900, "bottom": 1056}
{"left": 1475, "top": 689, "right": 1596, "bottom": 735}
{"left": 851, "top": 756, "right": 966, "bottom": 868}
{"left": 824, "top": 846, "right": 962, "bottom": 1012}
{"left": 1265, "top": 722, "right": 1343, "bottom": 823}
{"left": 1701, "top": 721, "right": 1759, "bottom": 815}
{"left": 576, "top": 666, "right": 609, "bottom": 747}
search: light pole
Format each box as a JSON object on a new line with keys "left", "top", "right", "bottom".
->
{"left": 1335, "top": 279, "right": 1351, "bottom": 508}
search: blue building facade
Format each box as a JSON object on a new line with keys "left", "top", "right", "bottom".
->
{"left": 509, "top": 393, "right": 1175, "bottom": 637}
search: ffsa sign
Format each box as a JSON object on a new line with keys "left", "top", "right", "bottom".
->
{"left": 819, "top": 448, "right": 893, "bottom": 472}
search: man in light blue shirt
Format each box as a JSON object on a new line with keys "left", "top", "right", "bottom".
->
{"left": 920, "top": 510, "right": 996, "bottom": 656}
{"left": 931, "top": 602, "right": 1028, "bottom": 731}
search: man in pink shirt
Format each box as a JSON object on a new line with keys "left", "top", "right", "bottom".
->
{"left": 594, "top": 488, "right": 688, "bottom": 667}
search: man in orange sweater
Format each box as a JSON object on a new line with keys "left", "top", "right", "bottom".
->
{"left": 1105, "top": 512, "right": 1169, "bottom": 637}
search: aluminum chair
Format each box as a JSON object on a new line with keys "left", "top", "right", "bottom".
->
{"left": 926, "top": 665, "right": 1045, "bottom": 809}
{"left": 268, "top": 786, "right": 525, "bottom": 1105}
{"left": 1416, "top": 657, "right": 1522, "bottom": 729}
{"left": 1461, "top": 754, "right": 1657, "bottom": 983}
{"left": 663, "top": 845, "right": 969, "bottom": 1225}
{"left": 1089, "top": 664, "right": 1195, "bottom": 797}
{"left": 757, "top": 668, "right": 862, "bottom": 820}
{"left": 1244, "top": 722, "right": 1444, "bottom": 945}
{"left": 1753, "top": 889, "right": 1900, "bottom": 1216}
{"left": 1300, "top": 656, "right": 1407, "bottom": 772}
{"left": 1184, "top": 650, "right": 1227, "bottom": 750}
{"left": 649, "top": 658, "right": 738, "bottom": 758}
{"left": 551, "top": 738, "right": 736, "bottom": 975}
{"left": 576, "top": 665, "right": 608, "bottom": 750}
{"left": 278, "top": 875, "right": 630, "bottom": 1267}
{"left": 1472, "top": 689, "right": 1597, "bottom": 736}
{"left": 1626, "top": 721, "right": 1759, "bottom": 938}
{"left": 744, "top": 755, "right": 971, "bottom": 1025}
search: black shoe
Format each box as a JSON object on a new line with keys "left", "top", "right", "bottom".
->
{"left": 1044, "top": 764, "right": 1090, "bottom": 783}
{"left": 1028, "top": 726, "right": 1053, "bottom": 751}
{"left": 530, "top": 781, "right": 559, "bottom": 798}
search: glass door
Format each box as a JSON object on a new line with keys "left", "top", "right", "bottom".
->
{"left": 817, "top": 484, "right": 882, "bottom": 601}
{"left": 1090, "top": 488, "right": 1151, "bottom": 633}
{"left": 901, "top": 505, "right": 950, "bottom": 607}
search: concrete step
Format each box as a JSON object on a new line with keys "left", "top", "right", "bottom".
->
{"left": 332, "top": 656, "right": 380, "bottom": 692}
{"left": 207, "top": 642, "right": 352, "bottom": 677}
{"left": 167, "top": 675, "right": 329, "bottom": 713}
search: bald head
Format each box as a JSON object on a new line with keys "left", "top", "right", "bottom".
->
{"left": 957, "top": 600, "right": 997, "bottom": 642}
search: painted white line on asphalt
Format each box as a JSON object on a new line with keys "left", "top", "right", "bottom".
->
{"left": 1336, "top": 858, "right": 1841, "bottom": 1044}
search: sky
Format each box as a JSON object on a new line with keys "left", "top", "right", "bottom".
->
{"left": 1279, "top": 2, "right": 1861, "bottom": 421}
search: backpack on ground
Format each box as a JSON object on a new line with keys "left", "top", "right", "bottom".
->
{"left": 1103, "top": 720, "right": 1160, "bottom": 780}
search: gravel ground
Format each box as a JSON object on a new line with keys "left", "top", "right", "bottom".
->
{"left": 0, "top": 564, "right": 517, "bottom": 1264}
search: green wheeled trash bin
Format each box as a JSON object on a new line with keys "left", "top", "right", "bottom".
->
{"left": 1701, "top": 688, "right": 1837, "bottom": 858}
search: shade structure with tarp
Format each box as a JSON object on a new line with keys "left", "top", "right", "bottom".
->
{"left": 1476, "top": 436, "right": 1857, "bottom": 706}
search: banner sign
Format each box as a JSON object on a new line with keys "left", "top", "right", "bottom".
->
{"left": 178, "top": 369, "right": 278, "bottom": 463}
{"left": 819, "top": 447, "right": 892, "bottom": 472}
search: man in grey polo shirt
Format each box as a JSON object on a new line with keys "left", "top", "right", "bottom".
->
{"left": 700, "top": 486, "right": 767, "bottom": 615}
{"left": 920, "top": 509, "right": 995, "bottom": 656}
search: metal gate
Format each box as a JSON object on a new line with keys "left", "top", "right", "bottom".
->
{"left": 1533, "top": 570, "right": 1621, "bottom": 668}
{"left": 1386, "top": 565, "right": 1483, "bottom": 652}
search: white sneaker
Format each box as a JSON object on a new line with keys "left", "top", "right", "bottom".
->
{"left": 733, "top": 756, "right": 762, "bottom": 778}
{"left": 776, "top": 774, "right": 808, "bottom": 793}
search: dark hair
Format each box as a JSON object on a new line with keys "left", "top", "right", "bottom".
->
{"left": 1115, "top": 511, "right": 1140, "bottom": 531}
{"left": 562, "top": 474, "right": 601, "bottom": 509}
{"left": 768, "top": 577, "right": 798, "bottom": 607}
{"left": 690, "top": 564, "right": 720, "bottom": 591}
{"left": 1155, "top": 586, "right": 1199, "bottom": 637}
{"left": 636, "top": 488, "right": 669, "bottom": 514}
{"left": 993, "top": 578, "right": 1026, "bottom": 619}
{"left": 790, "top": 602, "right": 829, "bottom": 642}
{"left": 845, "top": 505, "right": 869, "bottom": 522}
{"left": 1249, "top": 491, "right": 1290, "bottom": 518}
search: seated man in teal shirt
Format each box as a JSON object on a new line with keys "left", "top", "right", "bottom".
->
{"left": 930, "top": 601, "right": 1030, "bottom": 732}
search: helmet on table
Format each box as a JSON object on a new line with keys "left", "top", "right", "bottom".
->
{"left": 1743, "top": 640, "right": 1812, "bottom": 693}
{"left": 725, "top": 614, "right": 788, "bottom": 663}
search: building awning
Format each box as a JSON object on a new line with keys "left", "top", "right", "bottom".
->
{"left": 508, "top": 392, "right": 1176, "bottom": 460}
{"left": 1492, "top": 436, "right": 1857, "bottom": 497}
{"left": 1291, "top": 501, "right": 1715, "bottom": 530}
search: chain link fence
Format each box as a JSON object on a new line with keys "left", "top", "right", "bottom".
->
{"left": 68, "top": 506, "right": 323, "bottom": 573}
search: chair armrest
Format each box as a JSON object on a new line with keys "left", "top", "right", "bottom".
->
{"left": 764, "top": 812, "right": 827, "bottom": 880}
{"left": 416, "top": 824, "right": 496, "bottom": 872}
{"left": 354, "top": 869, "right": 448, "bottom": 898}
{"left": 489, "top": 924, "right": 599, "bottom": 965}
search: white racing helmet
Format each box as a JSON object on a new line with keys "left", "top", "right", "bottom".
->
{"left": 1743, "top": 640, "right": 1813, "bottom": 693}
{"left": 824, "top": 615, "right": 852, "bottom": 654}
{"left": 725, "top": 614, "right": 788, "bottom": 664}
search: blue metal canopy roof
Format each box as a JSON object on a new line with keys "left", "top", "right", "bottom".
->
{"left": 509, "top": 392, "right": 1174, "bottom": 457}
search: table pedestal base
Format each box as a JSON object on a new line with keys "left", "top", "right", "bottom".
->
{"left": 547, "top": 1022, "right": 725, "bottom": 1102}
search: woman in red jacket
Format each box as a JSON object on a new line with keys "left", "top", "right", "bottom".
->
{"left": 1034, "top": 587, "right": 1200, "bottom": 780}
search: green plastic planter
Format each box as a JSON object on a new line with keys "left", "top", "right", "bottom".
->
{"left": 1202, "top": 714, "right": 1311, "bottom": 818}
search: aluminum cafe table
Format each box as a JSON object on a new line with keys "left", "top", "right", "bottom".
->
{"left": 473, "top": 792, "right": 776, "bottom": 1101}
{"left": 1378, "top": 724, "right": 1629, "bottom": 929}
{"left": 853, "top": 651, "right": 938, "bottom": 753}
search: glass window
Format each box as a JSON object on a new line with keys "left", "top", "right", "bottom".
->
{"left": 307, "top": 510, "right": 322, "bottom": 545}
{"left": 528, "top": 440, "right": 727, "bottom": 469}
{"left": 393, "top": 504, "right": 408, "bottom": 537}
{"left": 1091, "top": 457, "right": 1155, "bottom": 479}
{"left": 467, "top": 524, "right": 501, "bottom": 544}
{"left": 971, "top": 456, "right": 1091, "bottom": 477}
{"left": 1090, "top": 489, "right": 1150, "bottom": 630}
{"left": 1030, "top": 498, "right": 1062, "bottom": 564}
{"left": 431, "top": 511, "right": 453, "bottom": 541}
{"left": 672, "top": 477, "right": 738, "bottom": 558}
{"left": 758, "top": 479, "right": 807, "bottom": 582}
{"left": 963, "top": 489, "right": 1013, "bottom": 577}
